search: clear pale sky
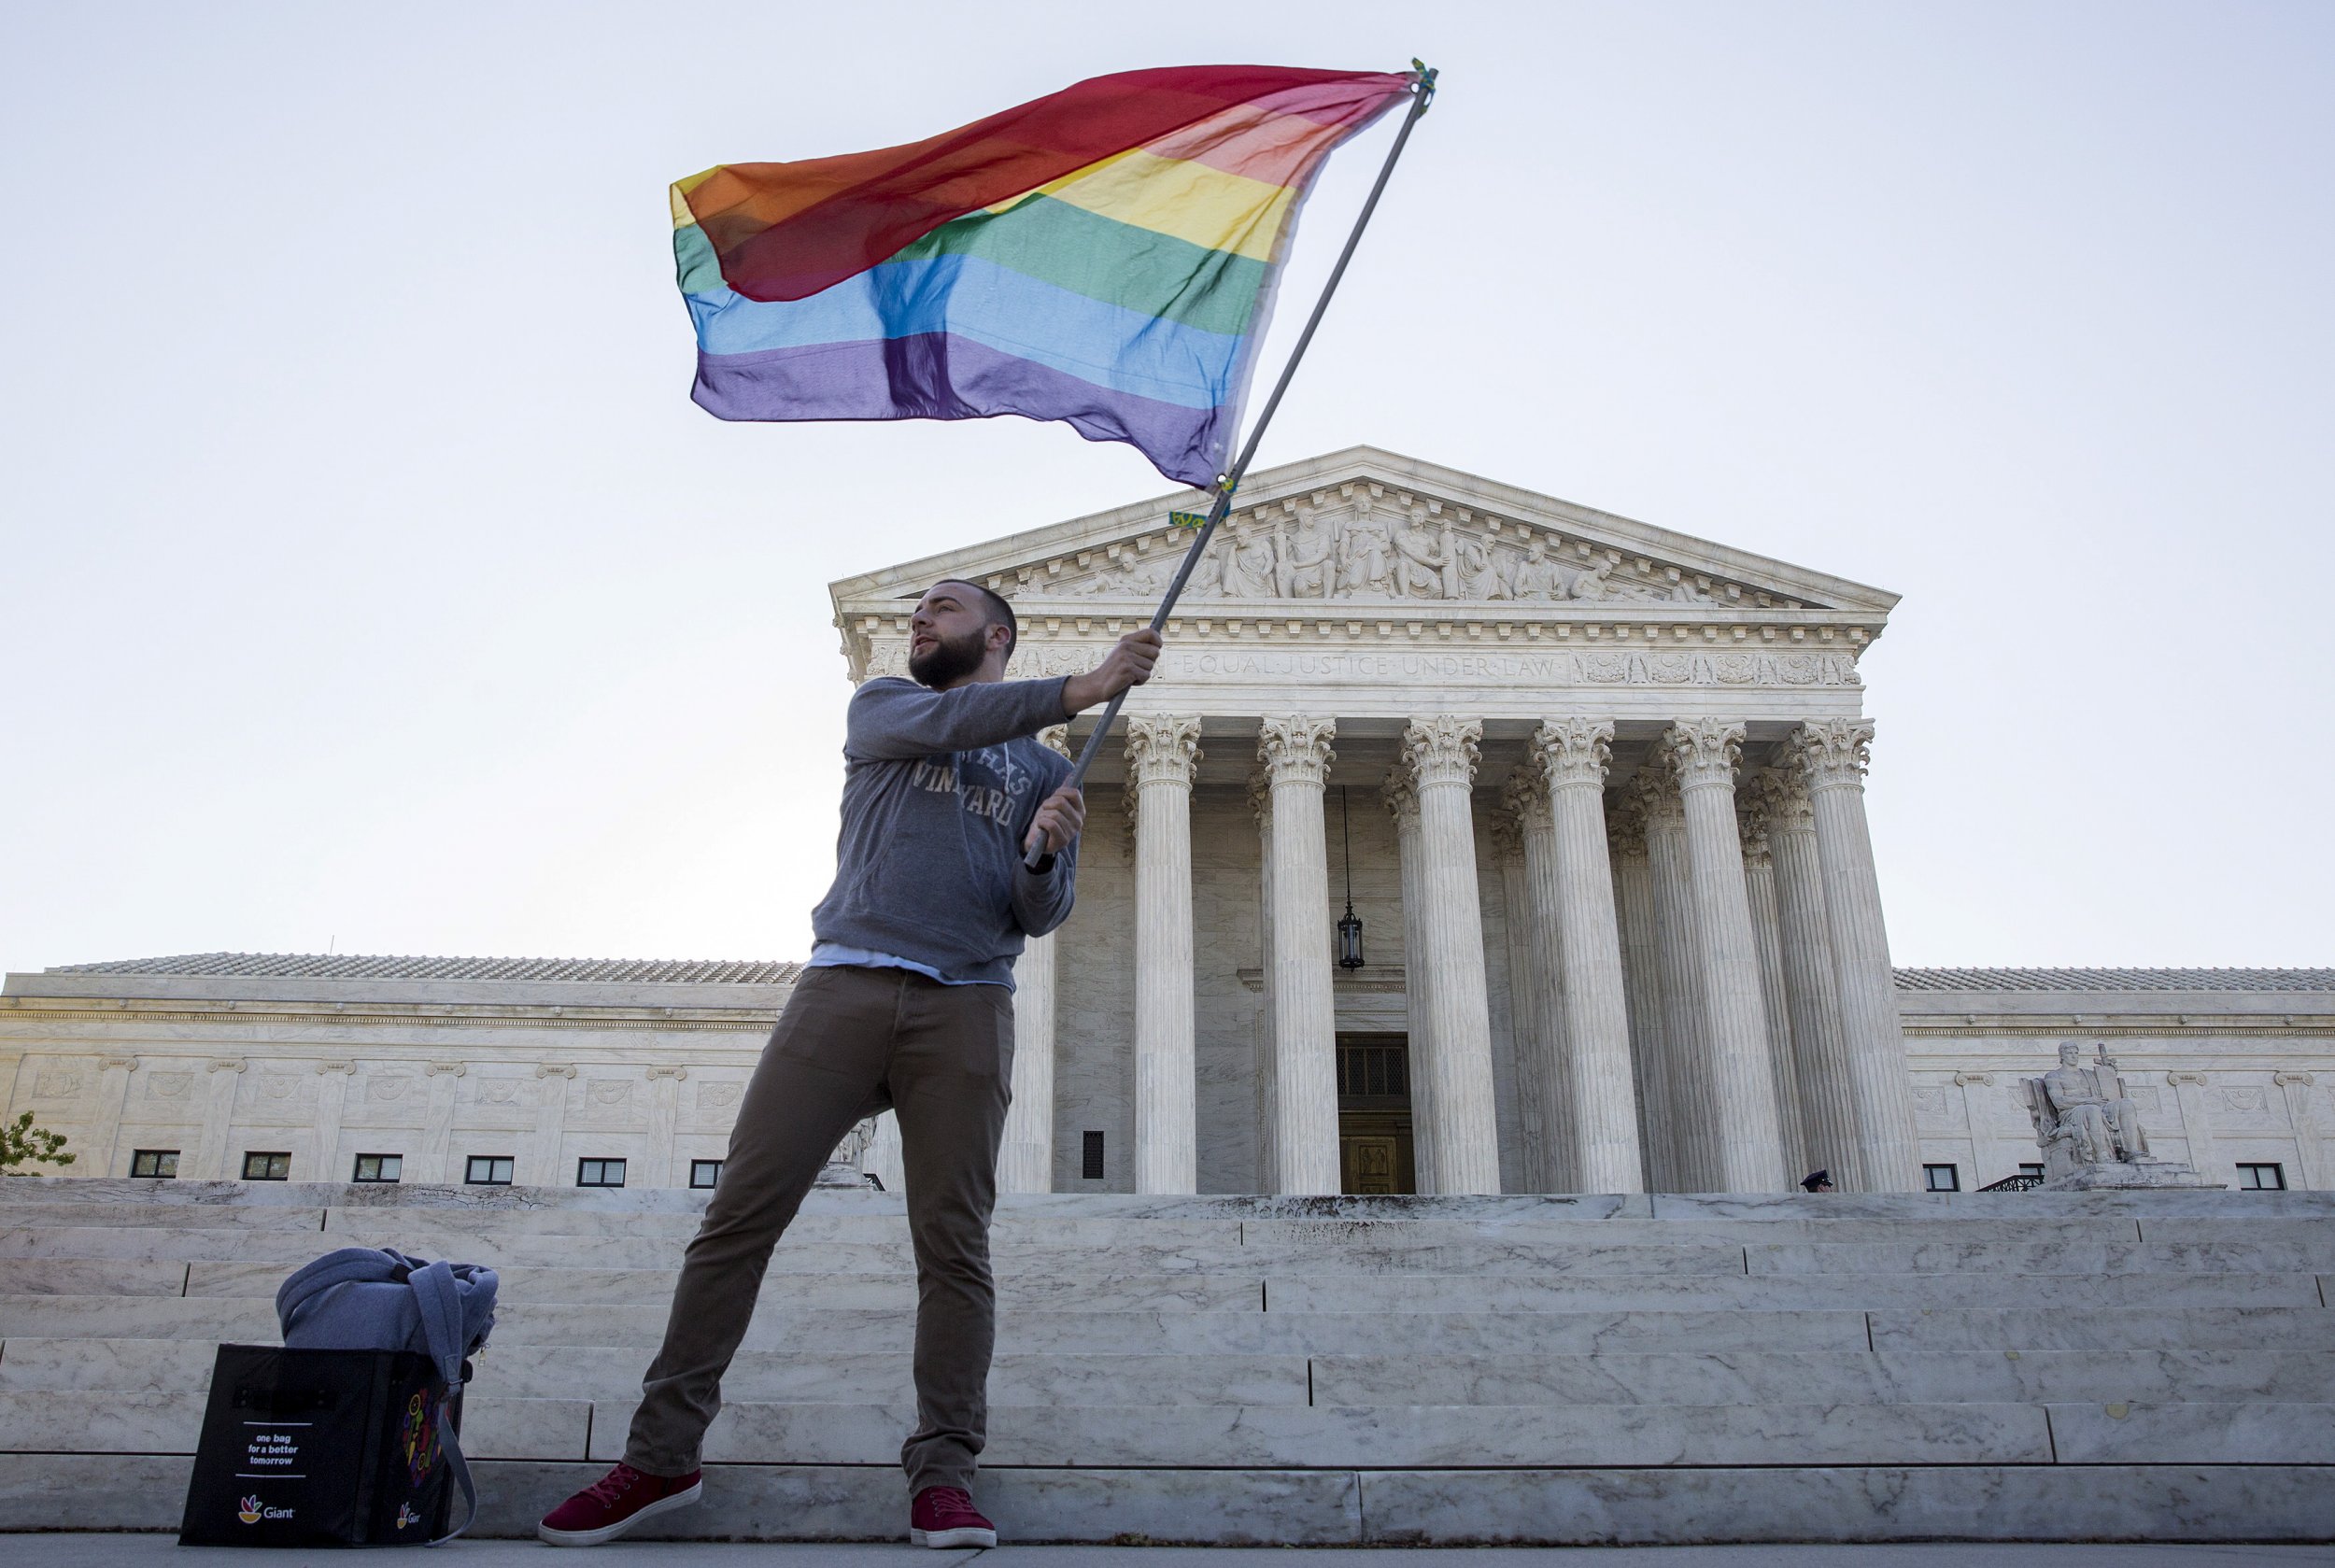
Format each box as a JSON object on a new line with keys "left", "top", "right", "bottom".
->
{"left": 3, "top": 2, "right": 2329, "bottom": 976}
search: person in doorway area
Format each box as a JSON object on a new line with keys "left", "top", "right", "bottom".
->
{"left": 538, "top": 580, "right": 1160, "bottom": 1550}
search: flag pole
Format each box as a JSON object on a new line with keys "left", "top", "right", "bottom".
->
{"left": 1026, "top": 63, "right": 1437, "bottom": 868}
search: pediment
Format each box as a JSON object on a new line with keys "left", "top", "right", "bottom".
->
{"left": 830, "top": 447, "right": 1900, "bottom": 620}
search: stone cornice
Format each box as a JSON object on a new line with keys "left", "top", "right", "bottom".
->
{"left": 841, "top": 609, "right": 1880, "bottom": 686}
{"left": 0, "top": 998, "right": 778, "bottom": 1034}
{"left": 828, "top": 446, "right": 1900, "bottom": 618}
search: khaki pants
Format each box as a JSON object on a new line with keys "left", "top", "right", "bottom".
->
{"left": 622, "top": 964, "right": 1015, "bottom": 1493}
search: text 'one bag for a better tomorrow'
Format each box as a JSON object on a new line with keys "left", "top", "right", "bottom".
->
{"left": 179, "top": 1248, "right": 497, "bottom": 1547}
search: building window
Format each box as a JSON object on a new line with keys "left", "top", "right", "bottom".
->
{"left": 2239, "top": 1162, "right": 2286, "bottom": 1191}
{"left": 130, "top": 1150, "right": 179, "bottom": 1180}
{"left": 2018, "top": 1163, "right": 2045, "bottom": 1180}
{"left": 465, "top": 1156, "right": 515, "bottom": 1186}
{"left": 351, "top": 1153, "right": 403, "bottom": 1183}
{"left": 576, "top": 1158, "right": 626, "bottom": 1188}
{"left": 689, "top": 1160, "right": 723, "bottom": 1190}
{"left": 242, "top": 1151, "right": 291, "bottom": 1181}
{"left": 1082, "top": 1131, "right": 1106, "bottom": 1180}
{"left": 1923, "top": 1163, "right": 1960, "bottom": 1192}
{"left": 1337, "top": 1039, "right": 1408, "bottom": 1099}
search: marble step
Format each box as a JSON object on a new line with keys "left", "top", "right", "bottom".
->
{"left": 16, "top": 1179, "right": 2335, "bottom": 1225}
{"left": 20, "top": 1295, "right": 2331, "bottom": 1356}
{"left": 0, "top": 1225, "right": 1770, "bottom": 1279}
{"left": 0, "top": 1259, "right": 187, "bottom": 1297}
{"left": 23, "top": 1221, "right": 2335, "bottom": 1281}
{"left": 1308, "top": 1348, "right": 2335, "bottom": 1406}
{"left": 9, "top": 1453, "right": 2333, "bottom": 1544}
{"left": 1258, "top": 1270, "right": 2326, "bottom": 1313}
{"left": 0, "top": 1389, "right": 590, "bottom": 1461}
{"left": 176, "top": 1262, "right": 1267, "bottom": 1313}
{"left": 14, "top": 1386, "right": 2158, "bottom": 1468}
{"left": 598, "top": 1399, "right": 2056, "bottom": 1468}
{"left": 1648, "top": 1189, "right": 2335, "bottom": 1221}
{"left": 1, "top": 1296, "right": 1871, "bottom": 1353}
{"left": 1747, "top": 1237, "right": 2335, "bottom": 1275}
{"left": 0, "top": 1337, "right": 1312, "bottom": 1406}
{"left": 1868, "top": 1305, "right": 2335, "bottom": 1353}
{"left": 0, "top": 1201, "right": 330, "bottom": 1232}
{"left": 13, "top": 1335, "right": 2326, "bottom": 1409}
{"left": 50, "top": 1252, "right": 2314, "bottom": 1314}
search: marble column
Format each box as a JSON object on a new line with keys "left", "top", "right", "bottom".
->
{"left": 1400, "top": 715, "right": 1502, "bottom": 1194}
{"left": 1492, "top": 797, "right": 1554, "bottom": 1191}
{"left": 195, "top": 1058, "right": 244, "bottom": 1180}
{"left": 1738, "top": 780, "right": 1810, "bottom": 1184}
{"left": 92, "top": 1056, "right": 138, "bottom": 1177}
{"left": 2167, "top": 1070, "right": 2220, "bottom": 1183}
{"left": 1790, "top": 719, "right": 1920, "bottom": 1193}
{"left": 1259, "top": 716, "right": 1341, "bottom": 1194}
{"left": 1525, "top": 719, "right": 1646, "bottom": 1195}
{"left": 315, "top": 1062, "right": 356, "bottom": 1183}
{"left": 1606, "top": 793, "right": 1675, "bottom": 1193}
{"left": 999, "top": 725, "right": 1071, "bottom": 1194}
{"left": 1765, "top": 770, "right": 1862, "bottom": 1191}
{"left": 419, "top": 1062, "right": 466, "bottom": 1183}
{"left": 1384, "top": 768, "right": 1439, "bottom": 1191}
{"left": 644, "top": 1065, "right": 686, "bottom": 1189}
{"left": 1953, "top": 1071, "right": 2015, "bottom": 1186}
{"left": 1640, "top": 761, "right": 1719, "bottom": 1193}
{"left": 2275, "top": 1072, "right": 2322, "bottom": 1189}
{"left": 1126, "top": 714, "right": 1203, "bottom": 1194}
{"left": 1663, "top": 720, "right": 1786, "bottom": 1194}
{"left": 1248, "top": 770, "right": 1279, "bottom": 1192}
{"left": 529, "top": 1064, "right": 575, "bottom": 1186}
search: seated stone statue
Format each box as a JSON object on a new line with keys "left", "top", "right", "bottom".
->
{"left": 2029, "top": 1041, "right": 2150, "bottom": 1166}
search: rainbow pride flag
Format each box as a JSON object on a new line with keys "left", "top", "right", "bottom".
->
{"left": 672, "top": 65, "right": 1418, "bottom": 487}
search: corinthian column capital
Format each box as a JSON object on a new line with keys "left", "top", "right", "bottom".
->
{"left": 1663, "top": 718, "right": 1747, "bottom": 792}
{"left": 1788, "top": 719, "right": 1875, "bottom": 791}
{"left": 1531, "top": 717, "right": 1615, "bottom": 792}
{"left": 1246, "top": 768, "right": 1273, "bottom": 828}
{"left": 1125, "top": 714, "right": 1204, "bottom": 789}
{"left": 1380, "top": 764, "right": 1421, "bottom": 828}
{"left": 1400, "top": 715, "right": 1483, "bottom": 790}
{"left": 1501, "top": 767, "right": 1553, "bottom": 834}
{"left": 1605, "top": 789, "right": 1649, "bottom": 858}
{"left": 1488, "top": 801, "right": 1526, "bottom": 862}
{"left": 1257, "top": 714, "right": 1337, "bottom": 785}
{"left": 1037, "top": 724, "right": 1072, "bottom": 758}
{"left": 1630, "top": 753, "right": 1685, "bottom": 829}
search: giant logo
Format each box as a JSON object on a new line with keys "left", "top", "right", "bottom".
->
{"left": 402, "top": 1389, "right": 441, "bottom": 1483}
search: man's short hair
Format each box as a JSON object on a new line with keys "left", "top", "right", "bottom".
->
{"left": 933, "top": 579, "right": 1017, "bottom": 664}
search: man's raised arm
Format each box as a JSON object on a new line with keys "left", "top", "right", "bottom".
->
{"left": 847, "top": 629, "right": 1162, "bottom": 759}
{"left": 847, "top": 677, "right": 1072, "bottom": 760}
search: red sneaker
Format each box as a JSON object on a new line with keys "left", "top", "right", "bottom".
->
{"left": 537, "top": 1462, "right": 703, "bottom": 1547}
{"left": 909, "top": 1485, "right": 997, "bottom": 1548}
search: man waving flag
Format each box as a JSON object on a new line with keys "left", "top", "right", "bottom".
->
{"left": 541, "top": 63, "right": 1430, "bottom": 1552}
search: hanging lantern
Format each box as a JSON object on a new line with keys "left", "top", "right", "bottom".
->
{"left": 1337, "top": 787, "right": 1366, "bottom": 970}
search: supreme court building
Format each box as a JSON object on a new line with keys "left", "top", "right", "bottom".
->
{"left": 6, "top": 450, "right": 2330, "bottom": 1196}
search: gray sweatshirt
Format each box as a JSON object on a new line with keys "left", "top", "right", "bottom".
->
{"left": 808, "top": 674, "right": 1079, "bottom": 989}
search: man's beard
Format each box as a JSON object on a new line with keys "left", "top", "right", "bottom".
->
{"left": 909, "top": 628, "right": 989, "bottom": 689}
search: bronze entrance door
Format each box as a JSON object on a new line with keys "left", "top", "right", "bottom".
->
{"left": 1336, "top": 1034, "right": 1415, "bottom": 1194}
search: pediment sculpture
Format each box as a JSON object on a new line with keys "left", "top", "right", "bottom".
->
{"left": 2020, "top": 1042, "right": 2218, "bottom": 1190}
{"left": 1055, "top": 503, "right": 1756, "bottom": 606}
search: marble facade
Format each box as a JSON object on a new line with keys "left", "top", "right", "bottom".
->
{"left": 5, "top": 450, "right": 2331, "bottom": 1197}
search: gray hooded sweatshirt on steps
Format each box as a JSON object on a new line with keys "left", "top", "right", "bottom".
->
{"left": 809, "top": 674, "right": 1079, "bottom": 990}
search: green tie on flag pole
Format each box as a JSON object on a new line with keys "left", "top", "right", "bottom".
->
{"left": 1026, "top": 63, "right": 1437, "bottom": 866}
